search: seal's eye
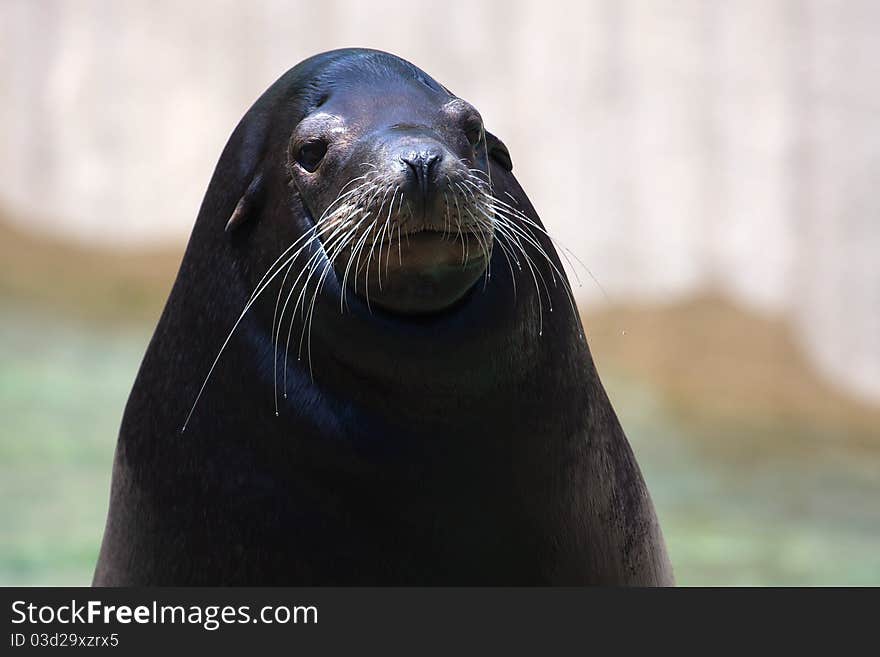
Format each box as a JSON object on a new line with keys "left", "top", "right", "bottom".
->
{"left": 295, "top": 139, "right": 328, "bottom": 172}
{"left": 463, "top": 117, "right": 483, "bottom": 148}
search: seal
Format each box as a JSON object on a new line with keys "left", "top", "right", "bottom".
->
{"left": 93, "top": 48, "right": 673, "bottom": 585}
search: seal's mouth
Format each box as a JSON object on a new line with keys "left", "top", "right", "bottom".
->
{"left": 313, "top": 167, "right": 496, "bottom": 315}
{"left": 368, "top": 223, "right": 492, "bottom": 249}
{"left": 334, "top": 226, "right": 493, "bottom": 315}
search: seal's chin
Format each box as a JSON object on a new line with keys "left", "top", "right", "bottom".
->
{"left": 334, "top": 230, "right": 492, "bottom": 315}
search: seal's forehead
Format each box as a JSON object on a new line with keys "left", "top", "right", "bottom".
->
{"left": 317, "top": 51, "right": 448, "bottom": 94}
{"left": 322, "top": 77, "right": 448, "bottom": 121}
{"left": 308, "top": 53, "right": 453, "bottom": 121}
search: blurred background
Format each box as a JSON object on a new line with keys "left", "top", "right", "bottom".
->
{"left": 2, "top": 0, "right": 878, "bottom": 585}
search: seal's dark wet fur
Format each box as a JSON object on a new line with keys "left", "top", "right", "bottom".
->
{"left": 94, "top": 49, "right": 672, "bottom": 585}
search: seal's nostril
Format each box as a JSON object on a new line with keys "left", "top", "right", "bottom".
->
{"left": 401, "top": 151, "right": 443, "bottom": 203}
{"left": 401, "top": 155, "right": 420, "bottom": 179}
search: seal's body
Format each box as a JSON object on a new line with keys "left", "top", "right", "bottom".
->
{"left": 94, "top": 49, "right": 672, "bottom": 585}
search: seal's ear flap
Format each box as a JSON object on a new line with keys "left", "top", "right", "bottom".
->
{"left": 222, "top": 99, "right": 278, "bottom": 233}
{"left": 485, "top": 131, "right": 513, "bottom": 172}
{"left": 225, "top": 170, "right": 266, "bottom": 232}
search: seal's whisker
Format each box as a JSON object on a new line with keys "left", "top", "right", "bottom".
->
{"left": 334, "top": 195, "right": 377, "bottom": 314}
{"left": 271, "top": 259, "right": 298, "bottom": 409}
{"left": 486, "top": 189, "right": 605, "bottom": 303}
{"left": 493, "top": 211, "right": 574, "bottom": 318}
{"left": 313, "top": 176, "right": 374, "bottom": 224}
{"left": 485, "top": 204, "right": 581, "bottom": 333}
{"left": 490, "top": 194, "right": 572, "bottom": 279}
{"left": 443, "top": 191, "right": 452, "bottom": 241}
{"left": 275, "top": 229, "right": 347, "bottom": 364}
{"left": 346, "top": 214, "right": 377, "bottom": 302}
{"left": 274, "top": 176, "right": 376, "bottom": 380}
{"left": 488, "top": 227, "right": 519, "bottom": 299}
{"left": 292, "top": 213, "right": 367, "bottom": 326}
{"left": 493, "top": 216, "right": 552, "bottom": 293}
{"left": 489, "top": 207, "right": 558, "bottom": 285}
{"left": 467, "top": 167, "right": 491, "bottom": 180}
{"left": 382, "top": 185, "right": 400, "bottom": 279}
{"left": 331, "top": 172, "right": 373, "bottom": 198}
{"left": 340, "top": 223, "right": 367, "bottom": 310}
{"left": 267, "top": 220, "right": 340, "bottom": 342}
{"left": 484, "top": 200, "right": 580, "bottom": 304}
{"left": 193, "top": 217, "right": 341, "bottom": 425}
{"left": 478, "top": 192, "right": 567, "bottom": 284}
{"left": 182, "top": 237, "right": 318, "bottom": 432}
{"left": 351, "top": 217, "right": 379, "bottom": 313}
{"left": 283, "top": 217, "right": 366, "bottom": 391}
{"left": 369, "top": 183, "right": 393, "bottom": 291}
{"left": 458, "top": 173, "right": 497, "bottom": 285}
{"left": 363, "top": 211, "right": 387, "bottom": 307}
{"left": 490, "top": 214, "right": 548, "bottom": 332}
{"left": 273, "top": 216, "right": 358, "bottom": 409}
{"left": 326, "top": 202, "right": 370, "bottom": 317}
{"left": 383, "top": 187, "right": 401, "bottom": 279}
{"left": 454, "top": 181, "right": 493, "bottom": 259}
{"left": 301, "top": 224, "right": 362, "bottom": 379}
{"left": 375, "top": 206, "right": 393, "bottom": 290}
{"left": 289, "top": 233, "right": 352, "bottom": 383}
{"left": 341, "top": 213, "right": 374, "bottom": 302}
{"left": 271, "top": 259, "right": 297, "bottom": 348}
{"left": 381, "top": 185, "right": 400, "bottom": 282}
{"left": 339, "top": 214, "right": 370, "bottom": 311}
{"left": 460, "top": 206, "right": 493, "bottom": 287}
{"left": 362, "top": 240, "right": 378, "bottom": 306}
{"left": 447, "top": 183, "right": 466, "bottom": 264}
{"left": 484, "top": 203, "right": 558, "bottom": 306}
{"left": 246, "top": 223, "right": 321, "bottom": 305}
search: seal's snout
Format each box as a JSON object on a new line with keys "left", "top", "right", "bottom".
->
{"left": 320, "top": 133, "right": 492, "bottom": 315}
{"left": 400, "top": 148, "right": 443, "bottom": 207}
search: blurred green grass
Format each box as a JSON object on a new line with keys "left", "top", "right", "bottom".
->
{"left": 611, "top": 373, "right": 880, "bottom": 585}
{"left": 0, "top": 310, "right": 149, "bottom": 585}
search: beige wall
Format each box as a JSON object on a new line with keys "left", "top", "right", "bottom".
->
{"left": 2, "top": 0, "right": 878, "bottom": 401}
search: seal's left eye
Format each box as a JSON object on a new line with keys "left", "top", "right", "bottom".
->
{"left": 295, "top": 139, "right": 328, "bottom": 172}
{"left": 464, "top": 118, "right": 483, "bottom": 147}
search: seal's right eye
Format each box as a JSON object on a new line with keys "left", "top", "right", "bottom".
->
{"left": 295, "top": 139, "right": 328, "bottom": 172}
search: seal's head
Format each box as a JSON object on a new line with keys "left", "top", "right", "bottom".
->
{"left": 285, "top": 54, "right": 496, "bottom": 314}
{"left": 183, "top": 48, "right": 572, "bottom": 431}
